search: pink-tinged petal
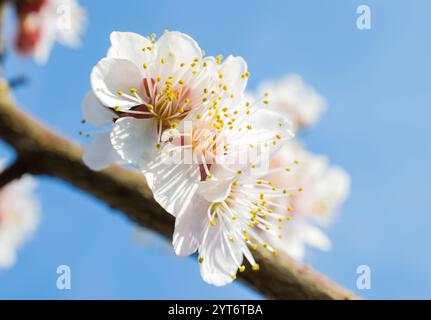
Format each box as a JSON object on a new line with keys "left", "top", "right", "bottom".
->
{"left": 83, "top": 132, "right": 122, "bottom": 171}
{"left": 199, "top": 222, "right": 243, "bottom": 286}
{"left": 172, "top": 194, "right": 208, "bottom": 256}
{"left": 107, "top": 31, "right": 153, "bottom": 68}
{"left": 81, "top": 91, "right": 116, "bottom": 126}
{"left": 110, "top": 117, "right": 159, "bottom": 167}
{"left": 90, "top": 57, "right": 143, "bottom": 110}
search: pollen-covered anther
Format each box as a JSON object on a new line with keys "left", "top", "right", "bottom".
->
{"left": 241, "top": 72, "right": 250, "bottom": 79}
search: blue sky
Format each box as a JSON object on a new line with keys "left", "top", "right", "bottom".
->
{"left": 0, "top": 0, "right": 430, "bottom": 299}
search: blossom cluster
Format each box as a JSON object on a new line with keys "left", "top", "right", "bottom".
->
{"left": 12, "top": 0, "right": 85, "bottom": 63}
{"left": 251, "top": 75, "right": 350, "bottom": 260}
{"left": 0, "top": 159, "right": 40, "bottom": 269}
{"left": 82, "top": 31, "right": 349, "bottom": 285}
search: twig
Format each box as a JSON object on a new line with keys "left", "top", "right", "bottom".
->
{"left": 0, "top": 81, "right": 359, "bottom": 300}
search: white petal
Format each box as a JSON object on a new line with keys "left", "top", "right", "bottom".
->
{"left": 258, "top": 74, "right": 327, "bottom": 129}
{"left": 199, "top": 222, "right": 243, "bottom": 286}
{"left": 54, "top": 0, "right": 86, "bottom": 48}
{"left": 172, "top": 194, "right": 208, "bottom": 256}
{"left": 110, "top": 117, "right": 159, "bottom": 167}
{"left": 250, "top": 108, "right": 294, "bottom": 139}
{"left": 33, "top": 22, "right": 55, "bottom": 64}
{"left": 219, "top": 55, "right": 248, "bottom": 98}
{"left": 90, "top": 58, "right": 143, "bottom": 110}
{"left": 155, "top": 31, "right": 201, "bottom": 65}
{"left": 83, "top": 132, "right": 122, "bottom": 171}
{"left": 145, "top": 161, "right": 200, "bottom": 217}
{"left": 199, "top": 179, "right": 233, "bottom": 203}
{"left": 232, "top": 108, "right": 294, "bottom": 166}
{"left": 81, "top": 91, "right": 116, "bottom": 126}
{"left": 301, "top": 224, "right": 331, "bottom": 251}
{"left": 107, "top": 31, "right": 153, "bottom": 68}
{"left": 284, "top": 238, "right": 306, "bottom": 261}
{"left": 0, "top": 244, "right": 16, "bottom": 269}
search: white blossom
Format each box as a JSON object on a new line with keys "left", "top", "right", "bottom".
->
{"left": 83, "top": 30, "right": 319, "bottom": 286}
{"left": 174, "top": 166, "right": 296, "bottom": 286}
{"left": 0, "top": 161, "right": 40, "bottom": 268}
{"left": 262, "top": 142, "right": 350, "bottom": 260}
{"left": 256, "top": 74, "right": 326, "bottom": 129}
{"left": 84, "top": 31, "right": 248, "bottom": 171}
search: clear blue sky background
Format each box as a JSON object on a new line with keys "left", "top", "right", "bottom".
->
{"left": 0, "top": 0, "right": 430, "bottom": 299}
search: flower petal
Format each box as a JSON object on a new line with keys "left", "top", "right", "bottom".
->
{"left": 219, "top": 55, "right": 248, "bottom": 99}
{"left": 0, "top": 241, "right": 16, "bottom": 268}
{"left": 145, "top": 161, "right": 200, "bottom": 217}
{"left": 300, "top": 223, "right": 331, "bottom": 251}
{"left": 83, "top": 132, "right": 122, "bottom": 171}
{"left": 283, "top": 238, "right": 306, "bottom": 261}
{"left": 172, "top": 194, "right": 208, "bottom": 256}
{"left": 110, "top": 117, "right": 159, "bottom": 167}
{"left": 81, "top": 91, "right": 116, "bottom": 126}
{"left": 107, "top": 31, "right": 153, "bottom": 68}
{"left": 232, "top": 108, "right": 294, "bottom": 167}
{"left": 199, "top": 222, "right": 243, "bottom": 286}
{"left": 90, "top": 57, "right": 143, "bottom": 110}
{"left": 199, "top": 179, "right": 233, "bottom": 203}
{"left": 155, "top": 31, "right": 201, "bottom": 66}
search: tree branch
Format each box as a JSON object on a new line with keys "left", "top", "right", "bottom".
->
{"left": 0, "top": 158, "right": 29, "bottom": 188}
{"left": 0, "top": 81, "right": 359, "bottom": 300}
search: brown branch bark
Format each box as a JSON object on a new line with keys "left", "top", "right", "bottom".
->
{"left": 0, "top": 159, "right": 29, "bottom": 188}
{"left": 0, "top": 81, "right": 359, "bottom": 300}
